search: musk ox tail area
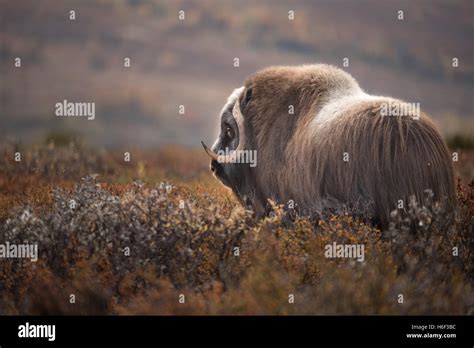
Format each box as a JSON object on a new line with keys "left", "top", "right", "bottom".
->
{"left": 317, "top": 99, "right": 456, "bottom": 228}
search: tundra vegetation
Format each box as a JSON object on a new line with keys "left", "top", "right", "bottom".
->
{"left": 0, "top": 139, "right": 472, "bottom": 315}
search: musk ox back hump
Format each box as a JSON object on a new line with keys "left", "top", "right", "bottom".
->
{"left": 312, "top": 98, "right": 456, "bottom": 227}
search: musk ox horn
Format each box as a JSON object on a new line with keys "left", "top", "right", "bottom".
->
{"left": 202, "top": 101, "right": 246, "bottom": 164}
{"left": 201, "top": 141, "right": 219, "bottom": 161}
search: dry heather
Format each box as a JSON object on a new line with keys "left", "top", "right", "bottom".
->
{"left": 0, "top": 142, "right": 472, "bottom": 315}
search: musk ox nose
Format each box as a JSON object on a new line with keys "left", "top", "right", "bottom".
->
{"left": 210, "top": 160, "right": 218, "bottom": 173}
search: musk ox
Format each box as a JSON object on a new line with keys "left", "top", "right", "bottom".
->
{"left": 202, "top": 64, "right": 456, "bottom": 227}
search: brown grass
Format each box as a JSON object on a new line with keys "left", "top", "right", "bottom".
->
{"left": 0, "top": 142, "right": 472, "bottom": 315}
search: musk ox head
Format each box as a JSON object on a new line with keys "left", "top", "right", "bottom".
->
{"left": 201, "top": 85, "right": 258, "bottom": 209}
{"left": 202, "top": 64, "right": 456, "bottom": 226}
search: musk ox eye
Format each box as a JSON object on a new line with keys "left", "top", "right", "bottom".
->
{"left": 225, "top": 127, "right": 233, "bottom": 139}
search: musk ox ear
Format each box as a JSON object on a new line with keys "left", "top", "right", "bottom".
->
{"left": 240, "top": 86, "right": 253, "bottom": 111}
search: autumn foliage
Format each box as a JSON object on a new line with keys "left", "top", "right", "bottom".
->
{"left": 0, "top": 141, "right": 472, "bottom": 315}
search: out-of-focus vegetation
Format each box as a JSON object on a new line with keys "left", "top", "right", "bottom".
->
{"left": 0, "top": 141, "right": 472, "bottom": 315}
{"left": 1, "top": 0, "right": 473, "bottom": 147}
{"left": 447, "top": 134, "right": 474, "bottom": 150}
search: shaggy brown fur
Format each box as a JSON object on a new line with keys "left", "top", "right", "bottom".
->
{"left": 207, "top": 64, "right": 456, "bottom": 227}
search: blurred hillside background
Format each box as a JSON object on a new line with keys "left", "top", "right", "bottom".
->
{"left": 0, "top": 0, "right": 473, "bottom": 148}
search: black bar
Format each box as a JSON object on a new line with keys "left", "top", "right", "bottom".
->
{"left": 0, "top": 315, "right": 471, "bottom": 346}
